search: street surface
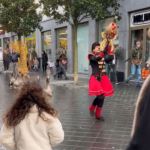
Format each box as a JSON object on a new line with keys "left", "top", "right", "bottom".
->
{"left": 0, "top": 74, "right": 139, "bottom": 150}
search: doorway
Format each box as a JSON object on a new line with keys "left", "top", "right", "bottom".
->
{"left": 130, "top": 27, "right": 150, "bottom": 64}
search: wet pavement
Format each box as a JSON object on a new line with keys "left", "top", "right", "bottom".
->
{"left": 0, "top": 73, "right": 140, "bottom": 150}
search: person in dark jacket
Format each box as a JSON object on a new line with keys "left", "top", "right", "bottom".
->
{"left": 3, "top": 48, "right": 10, "bottom": 71}
{"left": 127, "top": 75, "right": 150, "bottom": 150}
{"left": 54, "top": 54, "right": 68, "bottom": 80}
{"left": 42, "top": 50, "right": 48, "bottom": 73}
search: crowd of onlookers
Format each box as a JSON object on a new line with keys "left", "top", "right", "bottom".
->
{"left": 2, "top": 46, "right": 68, "bottom": 80}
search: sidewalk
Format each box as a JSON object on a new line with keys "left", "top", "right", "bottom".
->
{"left": 0, "top": 73, "right": 140, "bottom": 150}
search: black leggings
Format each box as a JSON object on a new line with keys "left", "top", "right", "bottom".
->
{"left": 92, "top": 94, "right": 105, "bottom": 107}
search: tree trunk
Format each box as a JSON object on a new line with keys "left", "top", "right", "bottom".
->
{"left": 72, "top": 24, "right": 78, "bottom": 83}
{"left": 17, "top": 35, "right": 28, "bottom": 75}
{"left": 18, "top": 35, "right": 21, "bottom": 51}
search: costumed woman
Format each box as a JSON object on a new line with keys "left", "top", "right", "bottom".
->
{"left": 88, "top": 22, "right": 117, "bottom": 120}
{"left": 88, "top": 42, "right": 114, "bottom": 120}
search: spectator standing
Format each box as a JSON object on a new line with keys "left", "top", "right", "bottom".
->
{"left": 3, "top": 48, "right": 10, "bottom": 72}
{"left": 42, "top": 50, "right": 48, "bottom": 73}
{"left": 125, "top": 40, "right": 143, "bottom": 87}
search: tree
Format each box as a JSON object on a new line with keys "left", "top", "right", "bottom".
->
{"left": 0, "top": 0, "right": 42, "bottom": 39}
{"left": 40, "top": 0, "right": 120, "bottom": 83}
{"left": 0, "top": 0, "right": 42, "bottom": 75}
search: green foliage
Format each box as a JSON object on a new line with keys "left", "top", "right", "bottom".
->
{"left": 0, "top": 0, "right": 42, "bottom": 37}
{"left": 40, "top": 0, "right": 120, "bottom": 25}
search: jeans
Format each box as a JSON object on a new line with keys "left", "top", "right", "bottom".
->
{"left": 126, "top": 64, "right": 141, "bottom": 84}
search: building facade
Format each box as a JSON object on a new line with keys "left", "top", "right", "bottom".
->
{"left": 119, "top": 0, "right": 150, "bottom": 77}
{"left": 1, "top": 0, "right": 150, "bottom": 77}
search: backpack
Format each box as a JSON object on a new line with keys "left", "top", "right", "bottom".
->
{"left": 11, "top": 52, "right": 20, "bottom": 63}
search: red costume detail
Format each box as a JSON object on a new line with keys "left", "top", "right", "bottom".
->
{"left": 89, "top": 75, "right": 113, "bottom": 96}
{"left": 88, "top": 53, "right": 114, "bottom": 97}
{"left": 89, "top": 105, "right": 96, "bottom": 113}
{"left": 95, "top": 107, "right": 102, "bottom": 119}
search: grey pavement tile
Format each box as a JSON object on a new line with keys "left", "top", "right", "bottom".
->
{"left": 0, "top": 74, "right": 140, "bottom": 150}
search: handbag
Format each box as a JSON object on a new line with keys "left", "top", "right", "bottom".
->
{"left": 104, "top": 54, "right": 114, "bottom": 63}
{"left": 11, "top": 52, "right": 20, "bottom": 63}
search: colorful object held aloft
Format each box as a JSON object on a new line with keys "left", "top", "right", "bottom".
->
{"left": 100, "top": 22, "right": 118, "bottom": 55}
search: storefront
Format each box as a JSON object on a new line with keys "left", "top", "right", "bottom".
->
{"left": 56, "top": 27, "right": 67, "bottom": 58}
{"left": 25, "top": 33, "right": 36, "bottom": 53}
{"left": 77, "top": 23, "right": 89, "bottom": 74}
{"left": 3, "top": 38, "right": 10, "bottom": 49}
{"left": 42, "top": 31, "right": 52, "bottom": 59}
{"left": 129, "top": 9, "right": 150, "bottom": 63}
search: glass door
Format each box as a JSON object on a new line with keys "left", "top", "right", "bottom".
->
{"left": 146, "top": 28, "right": 150, "bottom": 62}
{"left": 77, "top": 24, "right": 89, "bottom": 74}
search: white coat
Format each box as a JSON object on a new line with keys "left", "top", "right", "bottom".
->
{"left": 0, "top": 105, "right": 64, "bottom": 150}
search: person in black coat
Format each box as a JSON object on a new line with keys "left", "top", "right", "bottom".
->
{"left": 42, "top": 50, "right": 48, "bottom": 73}
{"left": 127, "top": 75, "right": 150, "bottom": 150}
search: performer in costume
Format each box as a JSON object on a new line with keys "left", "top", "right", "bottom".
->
{"left": 88, "top": 22, "right": 117, "bottom": 120}
{"left": 88, "top": 42, "right": 114, "bottom": 120}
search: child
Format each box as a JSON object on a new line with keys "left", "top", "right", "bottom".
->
{"left": 141, "top": 62, "right": 150, "bottom": 80}
{"left": 33, "top": 57, "right": 39, "bottom": 71}
{"left": 0, "top": 81, "right": 64, "bottom": 150}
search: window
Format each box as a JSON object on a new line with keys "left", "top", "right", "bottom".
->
{"left": 56, "top": 28, "right": 67, "bottom": 58}
{"left": 131, "top": 10, "right": 150, "bottom": 26}
{"left": 25, "top": 33, "right": 36, "bottom": 51}
{"left": 144, "top": 13, "right": 150, "bottom": 21}
{"left": 133, "top": 14, "right": 143, "bottom": 24}
{"left": 42, "top": 31, "right": 52, "bottom": 58}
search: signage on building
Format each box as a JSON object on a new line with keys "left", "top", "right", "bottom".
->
{"left": 130, "top": 10, "right": 150, "bottom": 27}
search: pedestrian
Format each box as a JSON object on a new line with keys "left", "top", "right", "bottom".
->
{"left": 33, "top": 57, "right": 39, "bottom": 71}
{"left": 58, "top": 54, "right": 68, "bottom": 80}
{"left": 3, "top": 48, "right": 10, "bottom": 72}
{"left": 42, "top": 50, "right": 48, "bottom": 73}
{"left": 125, "top": 40, "right": 142, "bottom": 87}
{"left": 11, "top": 50, "right": 20, "bottom": 78}
{"left": 54, "top": 54, "right": 68, "bottom": 80}
{"left": 126, "top": 75, "right": 150, "bottom": 150}
{"left": 0, "top": 81, "right": 64, "bottom": 150}
{"left": 88, "top": 42, "right": 114, "bottom": 120}
{"left": 141, "top": 62, "right": 150, "bottom": 80}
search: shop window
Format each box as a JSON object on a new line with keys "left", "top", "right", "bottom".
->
{"left": 146, "top": 28, "right": 150, "bottom": 62}
{"left": 42, "top": 31, "right": 52, "bottom": 59}
{"left": 56, "top": 28, "right": 67, "bottom": 58}
{"left": 25, "top": 33, "right": 36, "bottom": 52}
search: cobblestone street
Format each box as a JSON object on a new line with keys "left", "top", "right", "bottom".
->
{"left": 0, "top": 74, "right": 140, "bottom": 150}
